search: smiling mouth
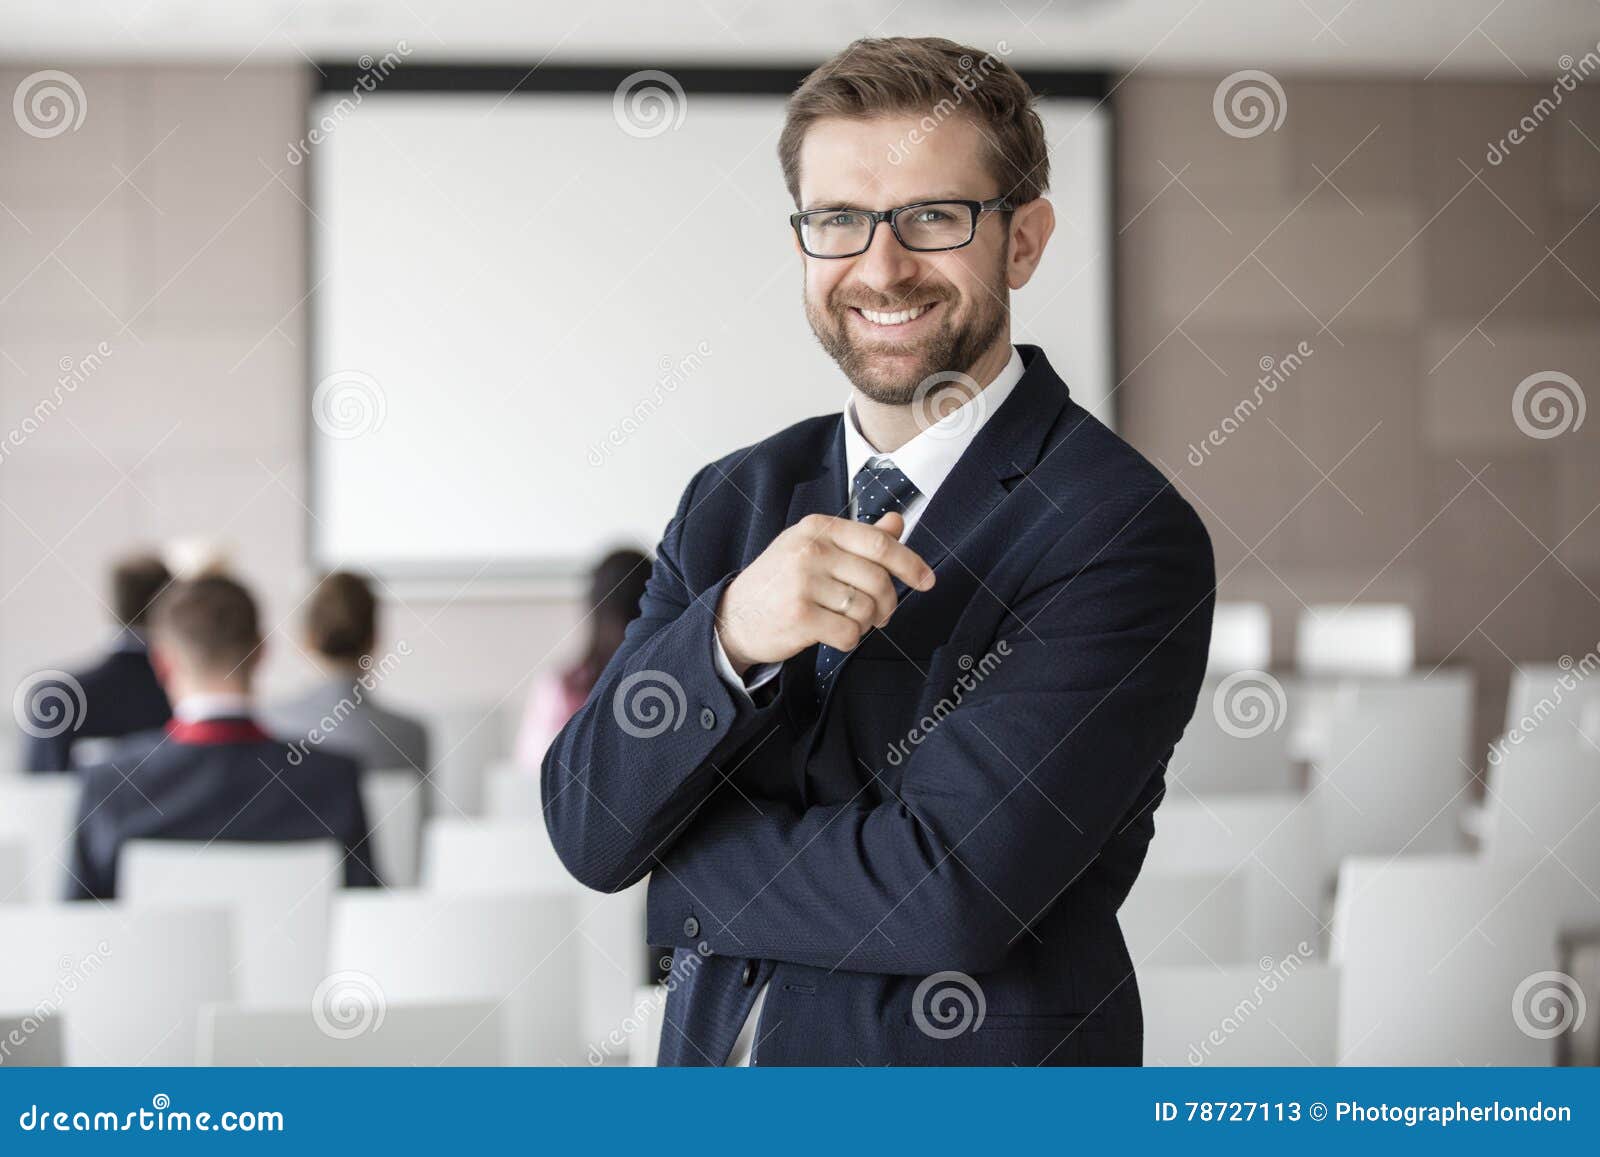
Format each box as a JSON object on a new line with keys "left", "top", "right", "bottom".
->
{"left": 849, "top": 301, "right": 940, "bottom": 328}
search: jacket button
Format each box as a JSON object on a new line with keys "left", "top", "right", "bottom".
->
{"left": 682, "top": 916, "right": 700, "bottom": 938}
{"left": 699, "top": 706, "right": 716, "bottom": 730}
{"left": 741, "top": 959, "right": 758, "bottom": 987}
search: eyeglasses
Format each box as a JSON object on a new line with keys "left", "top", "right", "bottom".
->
{"left": 789, "top": 197, "right": 1014, "bottom": 259}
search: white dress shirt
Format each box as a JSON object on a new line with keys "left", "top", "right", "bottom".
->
{"left": 172, "top": 691, "right": 254, "bottom": 722}
{"left": 710, "top": 345, "right": 1025, "bottom": 1065}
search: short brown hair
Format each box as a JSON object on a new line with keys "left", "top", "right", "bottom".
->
{"left": 112, "top": 553, "right": 172, "bottom": 629}
{"left": 307, "top": 571, "right": 376, "bottom": 663}
{"left": 151, "top": 575, "right": 260, "bottom": 672}
{"left": 778, "top": 37, "right": 1050, "bottom": 207}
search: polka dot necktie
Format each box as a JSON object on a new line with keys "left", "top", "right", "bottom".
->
{"left": 814, "top": 459, "right": 921, "bottom": 703}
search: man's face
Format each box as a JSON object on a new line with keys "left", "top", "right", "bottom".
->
{"left": 796, "top": 114, "right": 1012, "bottom": 405}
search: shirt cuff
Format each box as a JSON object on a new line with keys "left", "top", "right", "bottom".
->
{"left": 711, "top": 630, "right": 781, "bottom": 700}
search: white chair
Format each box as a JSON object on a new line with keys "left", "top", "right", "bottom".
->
{"left": 421, "top": 818, "right": 649, "bottom": 1062}
{"left": 1504, "top": 661, "right": 1600, "bottom": 739}
{"left": 1310, "top": 672, "right": 1473, "bottom": 872}
{"left": 328, "top": 890, "right": 580, "bottom": 1064}
{"left": 0, "top": 839, "right": 26, "bottom": 904}
{"left": 0, "top": 904, "right": 231, "bottom": 1065}
{"left": 1143, "top": 793, "right": 1324, "bottom": 960}
{"left": 0, "top": 776, "right": 79, "bottom": 902}
{"left": 120, "top": 840, "right": 340, "bottom": 1006}
{"left": 1296, "top": 603, "right": 1414, "bottom": 676}
{"left": 1120, "top": 870, "right": 1250, "bottom": 967}
{"left": 361, "top": 769, "right": 425, "bottom": 887}
{"left": 0, "top": 1011, "right": 65, "bottom": 1065}
{"left": 422, "top": 705, "right": 513, "bottom": 816}
{"left": 1208, "top": 602, "right": 1272, "bottom": 673}
{"left": 1140, "top": 961, "right": 1339, "bottom": 1065}
{"left": 1167, "top": 675, "right": 1297, "bottom": 794}
{"left": 1332, "top": 854, "right": 1598, "bottom": 1065}
{"left": 483, "top": 767, "right": 541, "bottom": 819}
{"left": 1480, "top": 734, "right": 1600, "bottom": 894}
{"left": 197, "top": 999, "right": 504, "bottom": 1066}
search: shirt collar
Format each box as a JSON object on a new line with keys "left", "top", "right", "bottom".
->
{"left": 172, "top": 692, "right": 254, "bottom": 723}
{"left": 842, "top": 345, "right": 1024, "bottom": 502}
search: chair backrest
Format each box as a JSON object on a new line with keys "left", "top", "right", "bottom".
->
{"left": 1481, "top": 734, "right": 1600, "bottom": 896}
{"left": 420, "top": 706, "right": 512, "bottom": 816}
{"left": 1332, "top": 854, "right": 1595, "bottom": 1064}
{"left": 1504, "top": 661, "right": 1600, "bottom": 739}
{"left": 361, "top": 769, "right": 425, "bottom": 887}
{"left": 1140, "top": 961, "right": 1339, "bottom": 1065}
{"left": 482, "top": 767, "right": 541, "bottom": 820}
{"left": 0, "top": 904, "right": 231, "bottom": 1064}
{"left": 1167, "top": 674, "right": 1297, "bottom": 794}
{"left": 0, "top": 776, "right": 79, "bottom": 902}
{"left": 0, "top": 1011, "right": 65, "bottom": 1066}
{"left": 1208, "top": 602, "right": 1272, "bottom": 673}
{"left": 328, "top": 890, "right": 580, "bottom": 1064}
{"left": 121, "top": 839, "right": 340, "bottom": 1006}
{"left": 420, "top": 817, "right": 649, "bottom": 1061}
{"left": 0, "top": 839, "right": 26, "bottom": 905}
{"left": 1120, "top": 869, "right": 1250, "bottom": 967}
{"left": 1296, "top": 603, "right": 1414, "bottom": 676}
{"left": 197, "top": 998, "right": 504, "bottom": 1066}
{"left": 1144, "top": 792, "right": 1324, "bottom": 959}
{"left": 1311, "top": 672, "right": 1473, "bottom": 870}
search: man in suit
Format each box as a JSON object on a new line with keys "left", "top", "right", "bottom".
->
{"left": 19, "top": 553, "right": 173, "bottom": 772}
{"left": 542, "top": 36, "right": 1215, "bottom": 1066}
{"left": 67, "top": 574, "right": 380, "bottom": 901}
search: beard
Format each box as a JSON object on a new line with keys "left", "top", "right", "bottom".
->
{"left": 804, "top": 251, "right": 1009, "bottom": 406}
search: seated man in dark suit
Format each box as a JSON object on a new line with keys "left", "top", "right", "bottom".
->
{"left": 20, "top": 553, "right": 174, "bottom": 773}
{"left": 66, "top": 574, "right": 381, "bottom": 900}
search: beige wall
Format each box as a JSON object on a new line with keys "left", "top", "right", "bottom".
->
{"left": 1115, "top": 73, "right": 1600, "bottom": 762}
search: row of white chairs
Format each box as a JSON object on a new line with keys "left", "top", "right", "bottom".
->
{"left": 1210, "top": 601, "right": 1414, "bottom": 676}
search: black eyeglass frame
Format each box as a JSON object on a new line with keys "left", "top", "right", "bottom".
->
{"left": 789, "top": 197, "right": 1016, "bottom": 259}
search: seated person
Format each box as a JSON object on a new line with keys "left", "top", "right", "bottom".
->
{"left": 20, "top": 552, "right": 173, "bottom": 773}
{"left": 67, "top": 574, "right": 380, "bottom": 900}
{"left": 262, "top": 571, "right": 429, "bottom": 774}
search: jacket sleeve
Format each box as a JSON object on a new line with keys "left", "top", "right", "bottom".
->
{"left": 541, "top": 465, "right": 790, "bottom": 893}
{"left": 645, "top": 487, "right": 1216, "bottom": 975}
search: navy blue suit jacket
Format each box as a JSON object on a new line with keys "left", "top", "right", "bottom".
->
{"left": 67, "top": 720, "right": 381, "bottom": 900}
{"left": 543, "top": 346, "right": 1215, "bottom": 1065}
{"left": 21, "top": 633, "right": 172, "bottom": 773}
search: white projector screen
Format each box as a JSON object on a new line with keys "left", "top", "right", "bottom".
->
{"left": 310, "top": 80, "right": 1113, "bottom": 579}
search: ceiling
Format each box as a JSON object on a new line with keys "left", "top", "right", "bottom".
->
{"left": 0, "top": 0, "right": 1594, "bottom": 76}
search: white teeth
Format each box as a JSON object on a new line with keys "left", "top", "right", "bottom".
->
{"left": 858, "top": 303, "right": 932, "bottom": 326}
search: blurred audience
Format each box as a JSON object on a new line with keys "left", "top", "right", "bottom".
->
{"left": 263, "top": 571, "right": 429, "bottom": 775}
{"left": 20, "top": 552, "right": 174, "bottom": 774}
{"left": 67, "top": 575, "right": 380, "bottom": 900}
{"left": 515, "top": 548, "right": 651, "bottom": 770}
